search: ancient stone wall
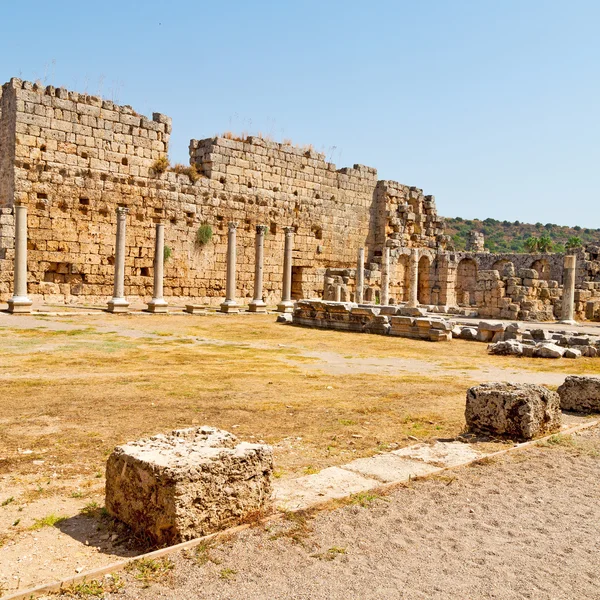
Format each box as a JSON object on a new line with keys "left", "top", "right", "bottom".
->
{"left": 0, "top": 78, "right": 446, "bottom": 306}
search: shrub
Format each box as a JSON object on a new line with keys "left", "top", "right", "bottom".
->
{"left": 196, "top": 224, "right": 213, "bottom": 246}
{"left": 171, "top": 163, "right": 201, "bottom": 183}
{"left": 151, "top": 156, "right": 169, "bottom": 175}
{"left": 163, "top": 245, "right": 172, "bottom": 262}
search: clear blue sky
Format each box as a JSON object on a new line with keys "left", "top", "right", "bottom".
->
{"left": 2, "top": 1, "right": 598, "bottom": 227}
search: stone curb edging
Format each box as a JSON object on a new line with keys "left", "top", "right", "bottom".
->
{"left": 5, "top": 417, "right": 598, "bottom": 600}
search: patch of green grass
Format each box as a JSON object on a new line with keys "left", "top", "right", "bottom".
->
{"left": 79, "top": 501, "right": 106, "bottom": 518}
{"left": 183, "top": 540, "right": 222, "bottom": 566}
{"left": 540, "top": 434, "right": 575, "bottom": 447}
{"left": 219, "top": 568, "right": 237, "bottom": 580}
{"left": 53, "top": 574, "right": 123, "bottom": 597}
{"left": 126, "top": 558, "right": 174, "bottom": 588}
{"left": 30, "top": 513, "right": 67, "bottom": 530}
{"left": 270, "top": 510, "right": 313, "bottom": 545}
{"left": 1, "top": 496, "right": 14, "bottom": 506}
{"left": 303, "top": 465, "right": 319, "bottom": 475}
{"left": 348, "top": 491, "right": 387, "bottom": 508}
{"left": 338, "top": 419, "right": 357, "bottom": 426}
{"left": 311, "top": 546, "right": 347, "bottom": 561}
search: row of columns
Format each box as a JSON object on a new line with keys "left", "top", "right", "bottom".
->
{"left": 5, "top": 205, "right": 579, "bottom": 322}
{"left": 219, "top": 223, "right": 295, "bottom": 314}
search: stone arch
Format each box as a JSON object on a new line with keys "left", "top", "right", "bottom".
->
{"left": 418, "top": 255, "right": 432, "bottom": 304}
{"left": 456, "top": 258, "right": 477, "bottom": 306}
{"left": 492, "top": 259, "right": 510, "bottom": 273}
{"left": 393, "top": 254, "right": 410, "bottom": 302}
{"left": 531, "top": 259, "right": 550, "bottom": 281}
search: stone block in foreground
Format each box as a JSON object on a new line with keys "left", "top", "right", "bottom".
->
{"left": 557, "top": 376, "right": 600, "bottom": 413}
{"left": 105, "top": 427, "right": 273, "bottom": 545}
{"left": 465, "top": 382, "right": 561, "bottom": 440}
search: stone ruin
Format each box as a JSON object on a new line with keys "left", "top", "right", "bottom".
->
{"left": 557, "top": 376, "right": 600, "bottom": 413}
{"left": 465, "top": 382, "right": 562, "bottom": 440}
{"left": 293, "top": 300, "right": 453, "bottom": 341}
{"left": 1, "top": 77, "right": 600, "bottom": 321}
{"left": 105, "top": 426, "right": 273, "bottom": 545}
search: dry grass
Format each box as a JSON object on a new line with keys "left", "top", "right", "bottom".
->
{"left": 1, "top": 313, "right": 594, "bottom": 496}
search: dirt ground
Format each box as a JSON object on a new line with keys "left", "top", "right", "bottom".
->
{"left": 1, "top": 311, "right": 600, "bottom": 594}
{"left": 92, "top": 426, "right": 600, "bottom": 600}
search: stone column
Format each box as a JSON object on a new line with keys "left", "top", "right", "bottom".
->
{"left": 356, "top": 247, "right": 365, "bottom": 304}
{"left": 108, "top": 207, "right": 130, "bottom": 313}
{"left": 147, "top": 223, "right": 168, "bottom": 313}
{"left": 406, "top": 248, "right": 419, "bottom": 307}
{"left": 220, "top": 222, "right": 240, "bottom": 313}
{"left": 334, "top": 284, "right": 342, "bottom": 302}
{"left": 248, "top": 225, "right": 268, "bottom": 313}
{"left": 559, "top": 254, "right": 577, "bottom": 324}
{"left": 380, "top": 247, "right": 390, "bottom": 306}
{"left": 8, "top": 204, "right": 33, "bottom": 314}
{"left": 277, "top": 227, "right": 295, "bottom": 313}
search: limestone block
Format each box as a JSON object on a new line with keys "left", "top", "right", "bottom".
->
{"left": 105, "top": 426, "right": 273, "bottom": 545}
{"left": 533, "top": 343, "right": 566, "bottom": 359}
{"left": 487, "top": 340, "right": 524, "bottom": 356}
{"left": 465, "top": 382, "right": 561, "bottom": 440}
{"left": 460, "top": 327, "right": 478, "bottom": 340}
{"left": 557, "top": 376, "right": 600, "bottom": 412}
{"left": 564, "top": 348, "right": 582, "bottom": 359}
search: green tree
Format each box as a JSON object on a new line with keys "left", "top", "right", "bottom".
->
{"left": 524, "top": 237, "right": 539, "bottom": 252}
{"left": 538, "top": 234, "right": 553, "bottom": 253}
{"left": 566, "top": 236, "right": 583, "bottom": 251}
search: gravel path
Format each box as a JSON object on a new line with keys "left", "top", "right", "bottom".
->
{"left": 103, "top": 427, "right": 600, "bottom": 600}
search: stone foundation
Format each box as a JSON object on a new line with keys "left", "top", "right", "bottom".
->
{"left": 105, "top": 426, "right": 273, "bottom": 545}
{"left": 465, "top": 382, "right": 561, "bottom": 440}
{"left": 292, "top": 300, "right": 452, "bottom": 341}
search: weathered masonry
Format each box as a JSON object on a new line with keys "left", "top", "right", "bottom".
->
{"left": 1, "top": 77, "right": 600, "bottom": 319}
{"left": 0, "top": 78, "right": 446, "bottom": 306}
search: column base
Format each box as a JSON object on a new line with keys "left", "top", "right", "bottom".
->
{"left": 8, "top": 296, "right": 33, "bottom": 314}
{"left": 248, "top": 300, "right": 267, "bottom": 313}
{"left": 147, "top": 299, "right": 169, "bottom": 314}
{"left": 219, "top": 300, "right": 240, "bottom": 314}
{"left": 558, "top": 319, "right": 578, "bottom": 326}
{"left": 276, "top": 300, "right": 295, "bottom": 313}
{"left": 185, "top": 304, "right": 207, "bottom": 315}
{"left": 107, "top": 298, "right": 130, "bottom": 314}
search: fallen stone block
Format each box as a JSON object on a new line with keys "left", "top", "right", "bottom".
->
{"left": 465, "top": 382, "right": 561, "bottom": 440}
{"left": 533, "top": 343, "right": 565, "bottom": 359}
{"left": 397, "top": 306, "right": 427, "bottom": 317}
{"left": 105, "top": 427, "right": 273, "bottom": 545}
{"left": 488, "top": 340, "right": 524, "bottom": 356}
{"left": 530, "top": 329, "right": 551, "bottom": 341}
{"left": 564, "top": 347, "right": 582, "bottom": 359}
{"left": 460, "top": 327, "right": 478, "bottom": 341}
{"left": 276, "top": 313, "right": 293, "bottom": 323}
{"left": 557, "top": 376, "right": 600, "bottom": 412}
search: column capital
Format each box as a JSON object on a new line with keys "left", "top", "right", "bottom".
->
{"left": 116, "top": 205, "right": 129, "bottom": 216}
{"left": 228, "top": 221, "right": 238, "bottom": 231}
{"left": 256, "top": 224, "right": 268, "bottom": 235}
{"left": 283, "top": 226, "right": 294, "bottom": 235}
